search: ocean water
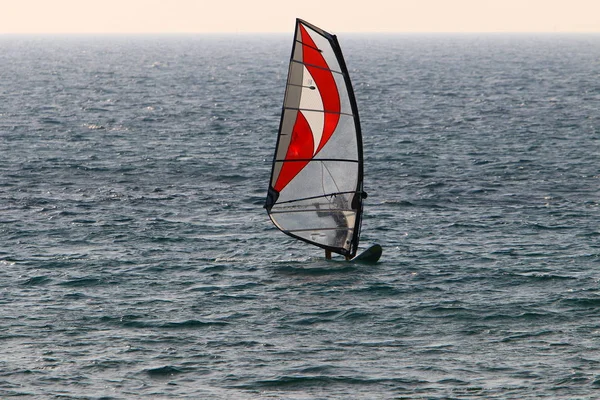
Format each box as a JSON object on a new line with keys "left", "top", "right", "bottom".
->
{"left": 0, "top": 33, "right": 599, "bottom": 399}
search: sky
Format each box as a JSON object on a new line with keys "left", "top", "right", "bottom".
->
{"left": 2, "top": 0, "right": 600, "bottom": 34}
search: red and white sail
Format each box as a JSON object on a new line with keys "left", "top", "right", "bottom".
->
{"left": 265, "top": 19, "right": 365, "bottom": 258}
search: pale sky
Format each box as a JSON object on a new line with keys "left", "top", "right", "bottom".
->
{"left": 2, "top": 0, "right": 600, "bottom": 34}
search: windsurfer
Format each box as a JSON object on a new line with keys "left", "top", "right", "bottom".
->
{"left": 315, "top": 196, "right": 351, "bottom": 260}
{"left": 325, "top": 249, "right": 350, "bottom": 260}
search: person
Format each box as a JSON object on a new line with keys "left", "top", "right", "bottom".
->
{"left": 316, "top": 195, "right": 350, "bottom": 261}
{"left": 325, "top": 248, "right": 350, "bottom": 261}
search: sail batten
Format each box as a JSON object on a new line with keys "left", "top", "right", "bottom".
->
{"left": 295, "top": 39, "right": 322, "bottom": 50}
{"left": 284, "top": 227, "right": 355, "bottom": 233}
{"left": 282, "top": 107, "right": 354, "bottom": 116}
{"left": 265, "top": 18, "right": 364, "bottom": 258}
{"left": 270, "top": 208, "right": 355, "bottom": 214}
{"left": 289, "top": 59, "right": 343, "bottom": 74}
{"left": 270, "top": 190, "right": 364, "bottom": 205}
{"left": 274, "top": 158, "right": 359, "bottom": 163}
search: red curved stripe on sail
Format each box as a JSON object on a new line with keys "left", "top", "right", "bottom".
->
{"left": 273, "top": 111, "right": 314, "bottom": 192}
{"left": 273, "top": 24, "right": 342, "bottom": 193}
{"left": 299, "top": 24, "right": 341, "bottom": 154}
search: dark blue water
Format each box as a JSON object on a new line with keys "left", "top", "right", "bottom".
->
{"left": 0, "top": 33, "right": 599, "bottom": 399}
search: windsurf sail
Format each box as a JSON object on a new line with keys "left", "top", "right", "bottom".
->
{"left": 265, "top": 19, "right": 366, "bottom": 258}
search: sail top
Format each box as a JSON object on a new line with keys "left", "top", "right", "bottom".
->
{"left": 265, "top": 19, "right": 364, "bottom": 258}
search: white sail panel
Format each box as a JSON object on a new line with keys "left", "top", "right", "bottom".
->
{"left": 299, "top": 24, "right": 342, "bottom": 75}
{"left": 297, "top": 67, "right": 324, "bottom": 153}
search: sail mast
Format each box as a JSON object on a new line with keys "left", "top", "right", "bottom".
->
{"left": 329, "top": 26, "right": 365, "bottom": 256}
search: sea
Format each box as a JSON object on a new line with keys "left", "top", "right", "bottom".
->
{"left": 0, "top": 32, "right": 599, "bottom": 399}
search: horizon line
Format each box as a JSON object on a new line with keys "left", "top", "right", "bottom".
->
{"left": 1, "top": 30, "right": 600, "bottom": 36}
